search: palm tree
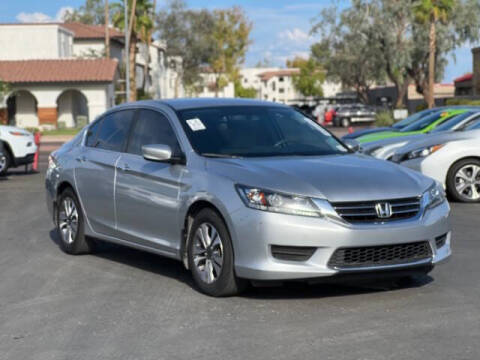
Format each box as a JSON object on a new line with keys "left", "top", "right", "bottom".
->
{"left": 104, "top": 0, "right": 110, "bottom": 58}
{"left": 413, "top": 0, "right": 455, "bottom": 109}
{"left": 112, "top": 0, "right": 154, "bottom": 102}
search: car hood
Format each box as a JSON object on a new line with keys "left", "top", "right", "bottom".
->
{"left": 206, "top": 154, "right": 432, "bottom": 202}
{"left": 361, "top": 133, "right": 426, "bottom": 157}
{"left": 395, "top": 129, "right": 480, "bottom": 156}
{"left": 342, "top": 127, "right": 392, "bottom": 140}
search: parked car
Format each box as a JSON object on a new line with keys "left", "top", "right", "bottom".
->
{"left": 391, "top": 120, "right": 480, "bottom": 203}
{"left": 362, "top": 110, "right": 480, "bottom": 160}
{"left": 343, "top": 108, "right": 441, "bottom": 140}
{"left": 46, "top": 99, "right": 451, "bottom": 296}
{"left": 357, "top": 109, "right": 467, "bottom": 144}
{"left": 0, "top": 125, "right": 37, "bottom": 176}
{"left": 334, "top": 104, "right": 376, "bottom": 128}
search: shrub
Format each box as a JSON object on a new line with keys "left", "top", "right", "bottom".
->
{"left": 375, "top": 111, "right": 395, "bottom": 127}
{"left": 446, "top": 98, "right": 480, "bottom": 106}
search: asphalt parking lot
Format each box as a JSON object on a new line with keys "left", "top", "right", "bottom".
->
{"left": 0, "top": 143, "right": 479, "bottom": 360}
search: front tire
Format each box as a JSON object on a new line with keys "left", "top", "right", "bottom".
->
{"left": 446, "top": 159, "right": 480, "bottom": 203}
{"left": 0, "top": 150, "right": 11, "bottom": 176}
{"left": 187, "top": 208, "right": 247, "bottom": 297}
{"left": 56, "top": 188, "right": 95, "bottom": 254}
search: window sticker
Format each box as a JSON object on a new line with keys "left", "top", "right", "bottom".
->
{"left": 186, "top": 118, "right": 206, "bottom": 131}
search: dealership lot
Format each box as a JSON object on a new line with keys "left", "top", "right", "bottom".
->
{"left": 0, "top": 146, "right": 479, "bottom": 360}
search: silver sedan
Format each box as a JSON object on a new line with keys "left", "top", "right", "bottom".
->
{"left": 46, "top": 99, "right": 451, "bottom": 296}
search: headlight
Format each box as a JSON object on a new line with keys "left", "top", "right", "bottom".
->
{"left": 47, "top": 154, "right": 57, "bottom": 171}
{"left": 236, "top": 185, "right": 336, "bottom": 218}
{"left": 407, "top": 144, "right": 444, "bottom": 160}
{"left": 422, "top": 182, "right": 446, "bottom": 210}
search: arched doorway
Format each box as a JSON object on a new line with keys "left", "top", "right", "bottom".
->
{"left": 56, "top": 89, "right": 89, "bottom": 128}
{"left": 6, "top": 90, "right": 38, "bottom": 127}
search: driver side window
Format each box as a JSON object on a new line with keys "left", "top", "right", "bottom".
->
{"left": 95, "top": 110, "right": 135, "bottom": 152}
{"left": 127, "top": 109, "right": 181, "bottom": 156}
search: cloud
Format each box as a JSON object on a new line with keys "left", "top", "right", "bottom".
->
{"left": 56, "top": 7, "right": 75, "bottom": 21}
{"left": 278, "top": 28, "right": 311, "bottom": 43}
{"left": 16, "top": 7, "right": 74, "bottom": 23}
{"left": 16, "top": 12, "right": 51, "bottom": 23}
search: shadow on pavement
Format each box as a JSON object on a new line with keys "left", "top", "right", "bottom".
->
{"left": 49, "top": 229, "right": 433, "bottom": 299}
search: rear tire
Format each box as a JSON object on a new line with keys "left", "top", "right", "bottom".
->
{"left": 446, "top": 158, "right": 480, "bottom": 203}
{"left": 56, "top": 188, "right": 95, "bottom": 254}
{"left": 187, "top": 208, "right": 247, "bottom": 297}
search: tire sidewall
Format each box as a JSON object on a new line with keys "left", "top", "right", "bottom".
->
{"left": 56, "top": 189, "right": 87, "bottom": 253}
{"left": 187, "top": 209, "right": 237, "bottom": 296}
{"left": 446, "top": 159, "right": 480, "bottom": 203}
{"left": 0, "top": 149, "right": 10, "bottom": 176}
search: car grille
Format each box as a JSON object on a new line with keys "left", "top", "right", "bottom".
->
{"left": 331, "top": 197, "right": 421, "bottom": 223}
{"left": 271, "top": 245, "right": 316, "bottom": 261}
{"left": 328, "top": 241, "right": 432, "bottom": 269}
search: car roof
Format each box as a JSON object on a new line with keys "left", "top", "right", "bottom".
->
{"left": 115, "top": 98, "right": 287, "bottom": 112}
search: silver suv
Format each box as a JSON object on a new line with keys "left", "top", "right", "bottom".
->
{"left": 46, "top": 99, "right": 451, "bottom": 296}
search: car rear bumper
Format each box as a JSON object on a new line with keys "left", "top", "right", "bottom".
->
{"left": 230, "top": 201, "right": 451, "bottom": 281}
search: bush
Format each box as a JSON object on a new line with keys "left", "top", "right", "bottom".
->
{"left": 446, "top": 98, "right": 480, "bottom": 106}
{"left": 416, "top": 103, "right": 428, "bottom": 112}
{"left": 375, "top": 111, "right": 395, "bottom": 127}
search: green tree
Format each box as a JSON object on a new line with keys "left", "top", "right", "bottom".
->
{"left": 234, "top": 80, "right": 257, "bottom": 98}
{"left": 413, "top": 0, "right": 455, "bottom": 108}
{"left": 209, "top": 7, "right": 252, "bottom": 96}
{"left": 0, "top": 80, "right": 9, "bottom": 102}
{"left": 290, "top": 58, "right": 325, "bottom": 98}
{"left": 311, "top": 5, "right": 385, "bottom": 103}
{"left": 111, "top": 0, "right": 154, "bottom": 101}
{"left": 64, "top": 0, "right": 106, "bottom": 25}
{"left": 157, "top": 0, "right": 217, "bottom": 94}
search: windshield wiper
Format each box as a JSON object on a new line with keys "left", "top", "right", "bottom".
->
{"left": 201, "top": 153, "right": 243, "bottom": 159}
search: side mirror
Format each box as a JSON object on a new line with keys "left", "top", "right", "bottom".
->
{"left": 142, "top": 144, "right": 185, "bottom": 164}
{"left": 343, "top": 139, "right": 362, "bottom": 153}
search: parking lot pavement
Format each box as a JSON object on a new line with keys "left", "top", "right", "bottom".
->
{"left": 0, "top": 149, "right": 479, "bottom": 360}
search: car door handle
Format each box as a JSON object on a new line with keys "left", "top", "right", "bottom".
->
{"left": 76, "top": 156, "right": 86, "bottom": 162}
{"left": 121, "top": 163, "right": 130, "bottom": 172}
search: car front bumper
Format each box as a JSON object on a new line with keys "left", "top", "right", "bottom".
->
{"left": 230, "top": 201, "right": 451, "bottom": 280}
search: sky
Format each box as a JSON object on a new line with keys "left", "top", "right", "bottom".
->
{"left": 0, "top": 0, "right": 475, "bottom": 83}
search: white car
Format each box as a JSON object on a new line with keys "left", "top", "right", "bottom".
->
{"left": 0, "top": 125, "right": 37, "bottom": 175}
{"left": 391, "top": 121, "right": 480, "bottom": 203}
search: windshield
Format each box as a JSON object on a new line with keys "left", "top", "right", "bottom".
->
{"left": 430, "top": 112, "right": 474, "bottom": 133}
{"left": 177, "top": 106, "right": 349, "bottom": 157}
{"left": 400, "top": 112, "right": 447, "bottom": 132}
{"left": 392, "top": 109, "right": 438, "bottom": 129}
{"left": 465, "top": 118, "right": 480, "bottom": 130}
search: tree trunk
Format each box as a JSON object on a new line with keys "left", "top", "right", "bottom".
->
{"left": 129, "top": 35, "right": 137, "bottom": 102}
{"left": 104, "top": 0, "right": 110, "bottom": 58}
{"left": 427, "top": 19, "right": 436, "bottom": 109}
{"left": 395, "top": 78, "right": 410, "bottom": 109}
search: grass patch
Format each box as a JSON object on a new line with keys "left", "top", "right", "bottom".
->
{"left": 40, "top": 128, "right": 82, "bottom": 136}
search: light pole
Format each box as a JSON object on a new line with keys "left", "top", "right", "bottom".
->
{"left": 124, "top": 0, "right": 130, "bottom": 102}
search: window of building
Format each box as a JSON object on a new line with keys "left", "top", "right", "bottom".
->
{"left": 271, "top": 82, "right": 276, "bottom": 91}
{"left": 279, "top": 88, "right": 285, "bottom": 94}
{"left": 279, "top": 77, "right": 284, "bottom": 82}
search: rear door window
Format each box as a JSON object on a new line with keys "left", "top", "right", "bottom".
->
{"left": 85, "top": 120, "right": 101, "bottom": 147}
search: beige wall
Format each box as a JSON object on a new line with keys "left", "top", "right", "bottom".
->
{"left": 0, "top": 24, "right": 73, "bottom": 60}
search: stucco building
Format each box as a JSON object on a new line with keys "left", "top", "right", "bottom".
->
{"left": 0, "top": 22, "right": 182, "bottom": 129}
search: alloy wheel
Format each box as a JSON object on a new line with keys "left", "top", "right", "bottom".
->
{"left": 0, "top": 154, "right": 6, "bottom": 173}
{"left": 58, "top": 197, "right": 79, "bottom": 244}
{"left": 455, "top": 164, "right": 480, "bottom": 201}
{"left": 192, "top": 223, "right": 224, "bottom": 284}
